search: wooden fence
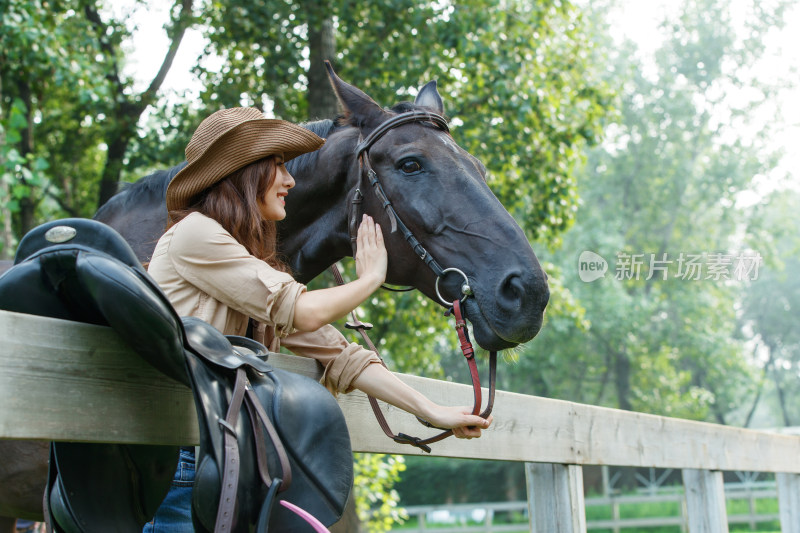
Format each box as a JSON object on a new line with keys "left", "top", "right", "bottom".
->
{"left": 1, "top": 308, "right": 800, "bottom": 532}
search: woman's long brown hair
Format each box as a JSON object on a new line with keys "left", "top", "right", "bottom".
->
{"left": 167, "top": 156, "right": 289, "bottom": 271}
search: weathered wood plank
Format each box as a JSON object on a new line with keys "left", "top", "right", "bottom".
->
{"left": 777, "top": 472, "right": 800, "bottom": 533}
{"left": 526, "top": 463, "right": 586, "bottom": 533}
{"left": 682, "top": 469, "right": 729, "bottom": 533}
{"left": 3, "top": 309, "right": 800, "bottom": 471}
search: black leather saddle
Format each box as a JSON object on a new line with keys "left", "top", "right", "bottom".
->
{"left": 0, "top": 219, "right": 353, "bottom": 532}
{"left": 182, "top": 317, "right": 353, "bottom": 532}
{"left": 0, "top": 218, "right": 187, "bottom": 532}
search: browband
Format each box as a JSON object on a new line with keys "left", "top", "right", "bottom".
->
{"left": 355, "top": 111, "right": 450, "bottom": 156}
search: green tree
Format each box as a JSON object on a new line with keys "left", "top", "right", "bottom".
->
{"left": 740, "top": 190, "right": 800, "bottom": 426}
{"left": 1, "top": 0, "right": 88, "bottom": 241}
{"left": 352, "top": 453, "right": 407, "bottom": 532}
{"left": 0, "top": 0, "right": 195, "bottom": 240}
{"left": 512, "top": 0, "right": 789, "bottom": 424}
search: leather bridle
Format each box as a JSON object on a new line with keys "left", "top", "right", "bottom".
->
{"left": 332, "top": 110, "right": 497, "bottom": 452}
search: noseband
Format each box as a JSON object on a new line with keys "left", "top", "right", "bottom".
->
{"left": 334, "top": 110, "right": 497, "bottom": 452}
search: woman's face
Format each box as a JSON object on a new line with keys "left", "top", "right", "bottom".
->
{"left": 259, "top": 156, "right": 295, "bottom": 221}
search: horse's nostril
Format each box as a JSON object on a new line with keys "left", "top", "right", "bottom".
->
{"left": 498, "top": 273, "right": 525, "bottom": 309}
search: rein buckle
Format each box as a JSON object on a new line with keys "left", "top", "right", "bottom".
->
{"left": 345, "top": 320, "right": 373, "bottom": 331}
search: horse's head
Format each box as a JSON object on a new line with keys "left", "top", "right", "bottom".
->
{"left": 325, "top": 64, "right": 549, "bottom": 351}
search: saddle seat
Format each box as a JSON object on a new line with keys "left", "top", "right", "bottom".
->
{"left": 0, "top": 218, "right": 353, "bottom": 532}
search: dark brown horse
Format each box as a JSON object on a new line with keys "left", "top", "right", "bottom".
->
{"left": 0, "top": 65, "right": 548, "bottom": 530}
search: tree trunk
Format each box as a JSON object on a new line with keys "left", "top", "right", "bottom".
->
{"left": 764, "top": 341, "right": 794, "bottom": 426}
{"left": 17, "top": 80, "right": 36, "bottom": 235}
{"left": 0, "top": 69, "right": 12, "bottom": 259}
{"left": 743, "top": 343, "right": 766, "bottom": 428}
{"left": 97, "top": 121, "right": 134, "bottom": 206}
{"left": 614, "top": 349, "right": 633, "bottom": 411}
{"left": 306, "top": 3, "right": 338, "bottom": 120}
{"left": 772, "top": 368, "right": 793, "bottom": 427}
{"left": 89, "top": 0, "right": 194, "bottom": 209}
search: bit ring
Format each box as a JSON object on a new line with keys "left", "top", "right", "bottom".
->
{"left": 435, "top": 268, "right": 473, "bottom": 305}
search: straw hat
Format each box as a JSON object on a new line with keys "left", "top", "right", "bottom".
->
{"left": 166, "top": 107, "right": 325, "bottom": 211}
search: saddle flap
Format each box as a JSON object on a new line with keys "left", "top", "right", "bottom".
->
{"left": 46, "top": 442, "right": 177, "bottom": 533}
{"left": 262, "top": 369, "right": 353, "bottom": 527}
{"left": 182, "top": 316, "right": 272, "bottom": 373}
{"left": 184, "top": 350, "right": 352, "bottom": 532}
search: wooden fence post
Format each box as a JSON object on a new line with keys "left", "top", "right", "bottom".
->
{"left": 682, "top": 469, "right": 728, "bottom": 533}
{"left": 777, "top": 472, "right": 800, "bottom": 533}
{"left": 526, "top": 463, "right": 586, "bottom": 533}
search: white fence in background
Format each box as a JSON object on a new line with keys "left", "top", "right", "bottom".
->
{"left": 401, "top": 482, "right": 781, "bottom": 532}
{"left": 1, "top": 308, "right": 799, "bottom": 532}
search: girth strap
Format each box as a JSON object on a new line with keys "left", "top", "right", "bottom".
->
{"left": 244, "top": 387, "right": 292, "bottom": 491}
{"left": 216, "top": 368, "right": 248, "bottom": 532}
{"left": 216, "top": 368, "right": 293, "bottom": 532}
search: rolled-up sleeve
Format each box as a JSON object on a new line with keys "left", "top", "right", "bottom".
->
{"left": 168, "top": 214, "right": 306, "bottom": 336}
{"left": 282, "top": 325, "right": 382, "bottom": 394}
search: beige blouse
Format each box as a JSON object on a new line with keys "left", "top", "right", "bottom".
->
{"left": 147, "top": 211, "right": 380, "bottom": 393}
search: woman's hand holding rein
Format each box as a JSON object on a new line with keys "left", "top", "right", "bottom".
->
{"left": 292, "top": 215, "right": 387, "bottom": 332}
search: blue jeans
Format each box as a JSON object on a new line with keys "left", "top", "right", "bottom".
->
{"left": 143, "top": 448, "right": 195, "bottom": 533}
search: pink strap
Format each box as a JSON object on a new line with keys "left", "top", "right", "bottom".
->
{"left": 279, "top": 500, "right": 330, "bottom": 532}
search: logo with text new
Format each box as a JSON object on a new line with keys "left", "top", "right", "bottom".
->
{"left": 578, "top": 251, "right": 608, "bottom": 282}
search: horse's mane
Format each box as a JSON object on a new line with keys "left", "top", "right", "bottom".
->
{"left": 94, "top": 163, "right": 186, "bottom": 218}
{"left": 287, "top": 119, "right": 338, "bottom": 177}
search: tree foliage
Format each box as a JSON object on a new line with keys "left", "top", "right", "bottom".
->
{"left": 352, "top": 453, "right": 407, "bottom": 532}
{"left": 0, "top": 0, "right": 193, "bottom": 245}
{"left": 509, "top": 0, "right": 791, "bottom": 425}
{"left": 739, "top": 190, "right": 800, "bottom": 426}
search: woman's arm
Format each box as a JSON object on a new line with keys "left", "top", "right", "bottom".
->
{"left": 291, "top": 214, "right": 489, "bottom": 438}
{"left": 352, "top": 363, "right": 492, "bottom": 439}
{"left": 292, "top": 215, "right": 387, "bottom": 331}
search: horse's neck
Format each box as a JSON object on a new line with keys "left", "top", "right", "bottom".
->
{"left": 279, "top": 143, "right": 357, "bottom": 284}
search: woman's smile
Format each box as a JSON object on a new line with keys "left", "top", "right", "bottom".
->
{"left": 260, "top": 159, "right": 295, "bottom": 220}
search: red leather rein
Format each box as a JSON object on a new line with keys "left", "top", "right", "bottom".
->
{"left": 330, "top": 265, "right": 496, "bottom": 453}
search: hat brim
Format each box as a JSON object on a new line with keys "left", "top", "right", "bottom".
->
{"left": 166, "top": 119, "right": 324, "bottom": 212}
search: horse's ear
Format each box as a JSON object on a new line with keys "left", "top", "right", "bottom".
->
{"left": 325, "top": 60, "right": 385, "bottom": 128}
{"left": 415, "top": 81, "right": 444, "bottom": 114}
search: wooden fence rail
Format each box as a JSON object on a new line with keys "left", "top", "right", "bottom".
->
{"left": 1, "top": 308, "right": 800, "bottom": 532}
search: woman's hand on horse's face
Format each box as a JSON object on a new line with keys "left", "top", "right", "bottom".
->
{"left": 355, "top": 215, "right": 387, "bottom": 289}
{"left": 428, "top": 407, "right": 493, "bottom": 439}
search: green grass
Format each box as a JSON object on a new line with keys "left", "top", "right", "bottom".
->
{"left": 393, "top": 494, "right": 782, "bottom": 532}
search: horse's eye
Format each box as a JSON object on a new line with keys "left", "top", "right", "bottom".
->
{"left": 400, "top": 160, "right": 422, "bottom": 174}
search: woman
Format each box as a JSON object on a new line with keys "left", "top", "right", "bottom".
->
{"left": 144, "top": 107, "right": 491, "bottom": 531}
